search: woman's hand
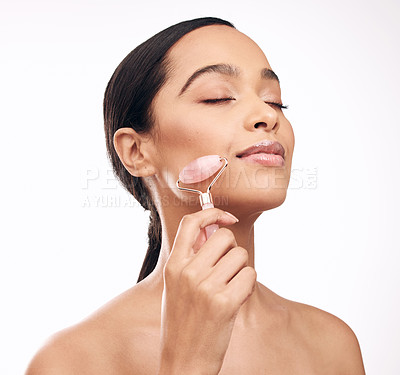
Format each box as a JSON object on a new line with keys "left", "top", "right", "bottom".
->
{"left": 158, "top": 208, "right": 257, "bottom": 375}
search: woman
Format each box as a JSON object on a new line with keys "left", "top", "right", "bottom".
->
{"left": 26, "top": 17, "right": 365, "bottom": 374}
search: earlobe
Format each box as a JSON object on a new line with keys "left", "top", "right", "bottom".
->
{"left": 113, "top": 128, "right": 157, "bottom": 177}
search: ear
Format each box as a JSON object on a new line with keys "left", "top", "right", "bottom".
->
{"left": 113, "top": 128, "right": 157, "bottom": 177}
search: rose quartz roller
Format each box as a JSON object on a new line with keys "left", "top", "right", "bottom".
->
{"left": 176, "top": 155, "right": 228, "bottom": 239}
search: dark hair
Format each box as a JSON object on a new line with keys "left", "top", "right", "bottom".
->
{"left": 103, "top": 17, "right": 235, "bottom": 283}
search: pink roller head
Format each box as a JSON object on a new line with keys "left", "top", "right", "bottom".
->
{"left": 179, "top": 155, "right": 223, "bottom": 184}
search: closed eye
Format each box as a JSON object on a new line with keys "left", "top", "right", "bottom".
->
{"left": 201, "top": 98, "right": 289, "bottom": 110}
{"left": 266, "top": 102, "right": 289, "bottom": 110}
{"left": 201, "top": 97, "right": 236, "bottom": 104}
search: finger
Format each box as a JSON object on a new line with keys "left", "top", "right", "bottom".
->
{"left": 223, "top": 266, "right": 257, "bottom": 307}
{"left": 170, "top": 209, "right": 238, "bottom": 262}
{"left": 205, "top": 246, "right": 248, "bottom": 286}
{"left": 189, "top": 228, "right": 238, "bottom": 270}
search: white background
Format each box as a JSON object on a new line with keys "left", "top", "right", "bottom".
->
{"left": 1, "top": 0, "right": 399, "bottom": 373}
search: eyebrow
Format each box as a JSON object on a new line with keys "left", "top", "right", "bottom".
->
{"left": 178, "top": 63, "right": 280, "bottom": 97}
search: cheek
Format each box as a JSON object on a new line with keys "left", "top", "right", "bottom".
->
{"left": 158, "top": 121, "right": 204, "bottom": 161}
{"left": 157, "top": 111, "right": 226, "bottom": 158}
{"left": 154, "top": 115, "right": 224, "bottom": 188}
{"left": 287, "top": 123, "right": 295, "bottom": 162}
{"left": 285, "top": 117, "right": 295, "bottom": 144}
{"left": 280, "top": 118, "right": 295, "bottom": 158}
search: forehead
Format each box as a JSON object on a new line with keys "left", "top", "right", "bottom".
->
{"left": 165, "top": 25, "right": 271, "bottom": 81}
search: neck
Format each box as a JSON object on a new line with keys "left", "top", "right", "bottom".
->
{"left": 143, "top": 200, "right": 269, "bottom": 326}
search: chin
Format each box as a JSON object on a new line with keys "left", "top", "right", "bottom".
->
{"left": 214, "top": 186, "right": 288, "bottom": 215}
{"left": 252, "top": 188, "right": 288, "bottom": 211}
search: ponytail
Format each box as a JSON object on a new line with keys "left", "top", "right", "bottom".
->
{"left": 137, "top": 202, "right": 162, "bottom": 283}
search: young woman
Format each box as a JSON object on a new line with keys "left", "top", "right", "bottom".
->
{"left": 26, "top": 17, "right": 365, "bottom": 374}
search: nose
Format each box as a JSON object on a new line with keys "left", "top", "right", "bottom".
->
{"left": 244, "top": 98, "right": 280, "bottom": 133}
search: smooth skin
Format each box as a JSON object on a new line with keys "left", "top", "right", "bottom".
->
{"left": 26, "top": 25, "right": 365, "bottom": 374}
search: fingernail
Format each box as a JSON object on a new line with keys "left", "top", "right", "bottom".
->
{"left": 224, "top": 211, "right": 239, "bottom": 222}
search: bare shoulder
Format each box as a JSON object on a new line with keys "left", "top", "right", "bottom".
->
{"left": 26, "top": 281, "right": 161, "bottom": 375}
{"left": 25, "top": 322, "right": 112, "bottom": 375}
{"left": 289, "top": 300, "right": 366, "bottom": 374}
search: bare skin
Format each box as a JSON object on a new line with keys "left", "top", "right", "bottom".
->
{"left": 26, "top": 25, "right": 365, "bottom": 374}
{"left": 26, "top": 271, "right": 365, "bottom": 374}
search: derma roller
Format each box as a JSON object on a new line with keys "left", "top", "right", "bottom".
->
{"left": 176, "top": 155, "right": 228, "bottom": 239}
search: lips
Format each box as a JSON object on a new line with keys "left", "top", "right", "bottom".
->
{"left": 236, "top": 139, "right": 285, "bottom": 159}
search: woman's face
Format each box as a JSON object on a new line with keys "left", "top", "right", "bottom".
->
{"left": 149, "top": 25, "right": 295, "bottom": 215}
